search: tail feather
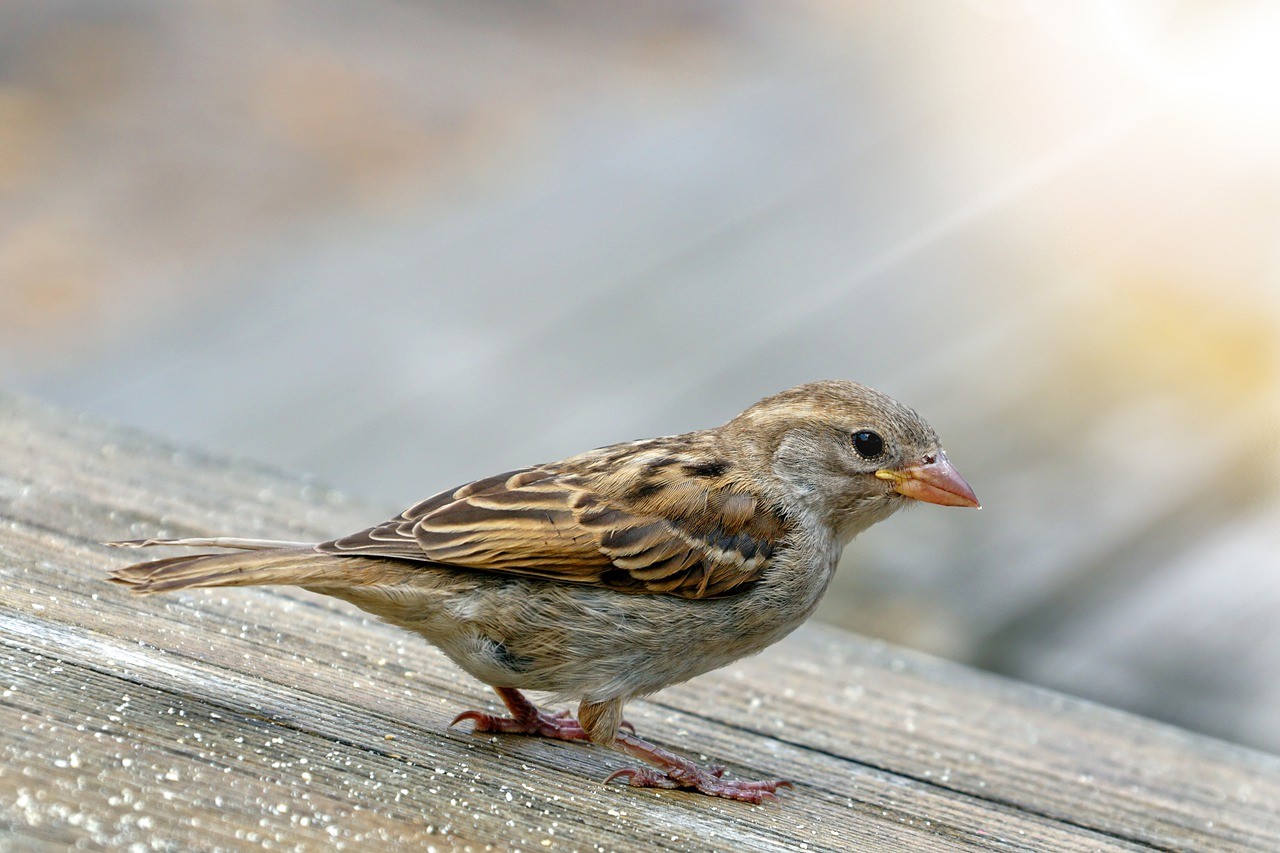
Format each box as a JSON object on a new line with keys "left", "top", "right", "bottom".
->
{"left": 108, "top": 546, "right": 371, "bottom": 595}
{"left": 107, "top": 537, "right": 312, "bottom": 551}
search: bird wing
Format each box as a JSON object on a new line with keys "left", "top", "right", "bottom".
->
{"left": 317, "top": 467, "right": 787, "bottom": 599}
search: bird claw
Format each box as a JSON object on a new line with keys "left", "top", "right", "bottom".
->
{"left": 604, "top": 764, "right": 791, "bottom": 803}
{"left": 605, "top": 766, "right": 682, "bottom": 789}
{"left": 450, "top": 707, "right": 591, "bottom": 741}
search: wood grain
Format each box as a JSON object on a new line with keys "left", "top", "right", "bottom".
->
{"left": 2, "top": 393, "right": 1277, "bottom": 851}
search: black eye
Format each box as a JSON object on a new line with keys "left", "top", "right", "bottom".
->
{"left": 852, "top": 430, "right": 884, "bottom": 459}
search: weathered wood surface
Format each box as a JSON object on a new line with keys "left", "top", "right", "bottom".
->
{"left": 10, "top": 1, "right": 1279, "bottom": 759}
{"left": 2, "top": 394, "right": 1278, "bottom": 852}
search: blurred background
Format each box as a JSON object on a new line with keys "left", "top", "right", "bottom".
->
{"left": 3, "top": 1, "right": 1278, "bottom": 751}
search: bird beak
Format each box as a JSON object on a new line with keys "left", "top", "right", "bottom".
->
{"left": 876, "top": 455, "right": 980, "bottom": 508}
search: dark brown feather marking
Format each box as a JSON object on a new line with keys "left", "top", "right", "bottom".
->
{"left": 625, "top": 479, "right": 663, "bottom": 502}
{"left": 683, "top": 459, "right": 728, "bottom": 478}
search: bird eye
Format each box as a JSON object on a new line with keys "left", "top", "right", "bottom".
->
{"left": 852, "top": 430, "right": 884, "bottom": 459}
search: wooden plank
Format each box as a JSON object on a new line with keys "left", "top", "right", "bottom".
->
{"left": 11, "top": 0, "right": 1280, "bottom": 779}
{"left": 2, "top": 392, "right": 1278, "bottom": 851}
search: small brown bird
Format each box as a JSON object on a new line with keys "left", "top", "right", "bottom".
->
{"left": 108, "top": 380, "right": 977, "bottom": 803}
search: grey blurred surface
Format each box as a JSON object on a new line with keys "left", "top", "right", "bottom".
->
{"left": 3, "top": 2, "right": 1279, "bottom": 752}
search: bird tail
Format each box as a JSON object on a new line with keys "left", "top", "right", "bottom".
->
{"left": 106, "top": 538, "right": 363, "bottom": 595}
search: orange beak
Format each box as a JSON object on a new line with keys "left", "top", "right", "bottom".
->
{"left": 876, "top": 455, "right": 980, "bottom": 508}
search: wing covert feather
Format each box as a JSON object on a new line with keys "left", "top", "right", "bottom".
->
{"left": 319, "top": 464, "right": 788, "bottom": 599}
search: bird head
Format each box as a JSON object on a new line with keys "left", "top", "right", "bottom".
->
{"left": 726, "top": 380, "right": 978, "bottom": 539}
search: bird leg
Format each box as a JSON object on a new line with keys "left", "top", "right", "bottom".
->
{"left": 605, "top": 732, "right": 792, "bottom": 803}
{"left": 455, "top": 691, "right": 784, "bottom": 801}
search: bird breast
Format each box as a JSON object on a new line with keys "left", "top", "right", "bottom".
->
{"left": 419, "top": 525, "right": 845, "bottom": 704}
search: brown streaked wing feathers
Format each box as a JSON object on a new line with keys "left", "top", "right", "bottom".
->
{"left": 319, "top": 467, "right": 787, "bottom": 599}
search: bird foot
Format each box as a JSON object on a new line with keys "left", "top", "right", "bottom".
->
{"left": 452, "top": 705, "right": 592, "bottom": 741}
{"left": 605, "top": 764, "right": 791, "bottom": 803}
{"left": 451, "top": 687, "right": 633, "bottom": 742}
{"left": 607, "top": 733, "right": 791, "bottom": 803}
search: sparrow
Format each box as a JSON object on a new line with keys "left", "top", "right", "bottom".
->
{"left": 107, "top": 380, "right": 978, "bottom": 803}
